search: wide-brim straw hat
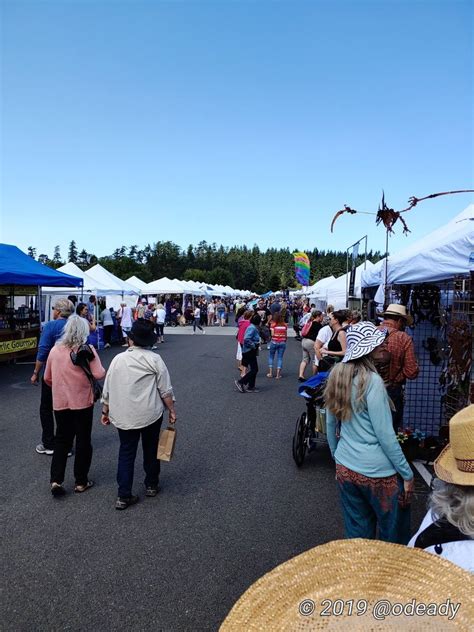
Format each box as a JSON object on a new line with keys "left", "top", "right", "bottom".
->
{"left": 384, "top": 303, "right": 414, "bottom": 326}
{"left": 435, "top": 404, "right": 474, "bottom": 486}
{"left": 220, "top": 539, "right": 473, "bottom": 631}
{"left": 342, "top": 321, "right": 387, "bottom": 363}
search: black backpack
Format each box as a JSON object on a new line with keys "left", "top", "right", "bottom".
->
{"left": 414, "top": 517, "right": 472, "bottom": 555}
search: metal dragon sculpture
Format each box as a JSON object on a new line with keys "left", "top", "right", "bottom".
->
{"left": 330, "top": 189, "right": 474, "bottom": 234}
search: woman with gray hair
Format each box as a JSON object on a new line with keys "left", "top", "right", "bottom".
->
{"left": 408, "top": 405, "right": 474, "bottom": 572}
{"left": 44, "top": 315, "right": 106, "bottom": 496}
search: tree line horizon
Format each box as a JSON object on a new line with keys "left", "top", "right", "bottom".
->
{"left": 26, "top": 240, "right": 384, "bottom": 294}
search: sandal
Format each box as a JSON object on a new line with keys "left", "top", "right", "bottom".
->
{"left": 74, "top": 480, "right": 94, "bottom": 493}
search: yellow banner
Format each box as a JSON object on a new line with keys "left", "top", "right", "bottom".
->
{"left": 0, "top": 337, "right": 37, "bottom": 354}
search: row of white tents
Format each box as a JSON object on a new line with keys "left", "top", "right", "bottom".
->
{"left": 303, "top": 205, "right": 473, "bottom": 309}
{"left": 42, "top": 263, "right": 252, "bottom": 313}
{"left": 42, "top": 205, "right": 472, "bottom": 313}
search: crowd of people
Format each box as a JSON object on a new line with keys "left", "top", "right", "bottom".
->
{"left": 30, "top": 292, "right": 473, "bottom": 573}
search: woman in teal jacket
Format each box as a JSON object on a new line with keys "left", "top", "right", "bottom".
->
{"left": 325, "top": 321, "right": 414, "bottom": 544}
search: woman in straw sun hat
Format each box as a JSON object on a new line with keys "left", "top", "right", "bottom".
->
{"left": 324, "top": 321, "right": 414, "bottom": 544}
{"left": 408, "top": 404, "right": 474, "bottom": 572}
{"left": 220, "top": 538, "right": 473, "bottom": 631}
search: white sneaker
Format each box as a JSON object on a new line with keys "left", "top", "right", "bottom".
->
{"left": 104, "top": 343, "right": 111, "bottom": 349}
{"left": 202, "top": 330, "right": 205, "bottom": 334}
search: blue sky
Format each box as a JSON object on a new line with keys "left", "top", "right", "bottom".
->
{"left": 1, "top": 0, "right": 472, "bottom": 261}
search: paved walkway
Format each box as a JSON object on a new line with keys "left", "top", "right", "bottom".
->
{"left": 1, "top": 334, "right": 428, "bottom": 631}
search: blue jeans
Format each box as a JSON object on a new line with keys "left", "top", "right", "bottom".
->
{"left": 268, "top": 342, "right": 286, "bottom": 370}
{"left": 336, "top": 464, "right": 411, "bottom": 544}
{"left": 117, "top": 417, "right": 163, "bottom": 498}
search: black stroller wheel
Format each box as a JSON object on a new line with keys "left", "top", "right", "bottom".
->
{"left": 292, "top": 411, "right": 308, "bottom": 467}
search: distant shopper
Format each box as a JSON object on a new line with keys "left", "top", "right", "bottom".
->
{"left": 101, "top": 306, "right": 114, "bottom": 348}
{"left": 153, "top": 303, "right": 166, "bottom": 346}
{"left": 45, "top": 315, "right": 106, "bottom": 496}
{"left": 267, "top": 312, "right": 288, "bottom": 379}
{"left": 76, "top": 302, "right": 97, "bottom": 332}
{"left": 298, "top": 309, "right": 323, "bottom": 381}
{"left": 235, "top": 314, "right": 261, "bottom": 393}
{"left": 317, "top": 309, "right": 347, "bottom": 372}
{"left": 192, "top": 305, "right": 205, "bottom": 334}
{"left": 236, "top": 310, "right": 252, "bottom": 376}
{"left": 31, "top": 298, "right": 75, "bottom": 455}
{"left": 117, "top": 302, "right": 133, "bottom": 346}
{"left": 101, "top": 319, "right": 177, "bottom": 510}
{"left": 216, "top": 300, "right": 226, "bottom": 327}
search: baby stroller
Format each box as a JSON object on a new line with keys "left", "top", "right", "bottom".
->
{"left": 292, "top": 372, "right": 329, "bottom": 467}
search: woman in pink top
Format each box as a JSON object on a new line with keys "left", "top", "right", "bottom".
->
{"left": 45, "top": 315, "right": 106, "bottom": 496}
{"left": 236, "top": 310, "right": 252, "bottom": 377}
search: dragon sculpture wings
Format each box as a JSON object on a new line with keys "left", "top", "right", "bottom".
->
{"left": 330, "top": 189, "right": 474, "bottom": 234}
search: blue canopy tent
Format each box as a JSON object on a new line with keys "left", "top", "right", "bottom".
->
{"left": 0, "top": 244, "right": 82, "bottom": 360}
{"left": 0, "top": 244, "right": 82, "bottom": 287}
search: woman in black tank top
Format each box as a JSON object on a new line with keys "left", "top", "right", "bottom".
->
{"left": 321, "top": 310, "right": 347, "bottom": 363}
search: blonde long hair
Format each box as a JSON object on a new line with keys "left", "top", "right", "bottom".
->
{"left": 323, "top": 356, "right": 378, "bottom": 421}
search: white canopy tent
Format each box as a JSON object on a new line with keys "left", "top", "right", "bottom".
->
{"left": 307, "top": 275, "right": 336, "bottom": 297}
{"left": 318, "top": 261, "right": 375, "bottom": 310}
{"left": 125, "top": 275, "right": 147, "bottom": 293}
{"left": 42, "top": 262, "right": 113, "bottom": 296}
{"left": 86, "top": 264, "right": 139, "bottom": 295}
{"left": 143, "top": 277, "right": 186, "bottom": 295}
{"left": 361, "top": 205, "right": 474, "bottom": 287}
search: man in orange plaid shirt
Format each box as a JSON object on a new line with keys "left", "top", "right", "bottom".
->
{"left": 378, "top": 304, "right": 419, "bottom": 432}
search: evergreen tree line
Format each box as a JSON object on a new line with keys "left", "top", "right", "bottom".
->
{"left": 27, "top": 241, "right": 383, "bottom": 294}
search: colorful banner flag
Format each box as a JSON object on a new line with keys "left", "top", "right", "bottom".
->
{"left": 293, "top": 252, "right": 310, "bottom": 286}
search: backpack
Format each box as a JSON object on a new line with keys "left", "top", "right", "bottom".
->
{"left": 372, "top": 331, "right": 392, "bottom": 384}
{"left": 301, "top": 318, "right": 313, "bottom": 338}
{"left": 414, "top": 517, "right": 472, "bottom": 553}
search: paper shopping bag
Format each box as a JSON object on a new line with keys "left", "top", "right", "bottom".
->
{"left": 157, "top": 426, "right": 177, "bottom": 461}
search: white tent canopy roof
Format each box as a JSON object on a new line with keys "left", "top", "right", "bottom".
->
{"left": 42, "top": 262, "right": 120, "bottom": 295}
{"left": 307, "top": 275, "right": 336, "bottom": 295}
{"left": 318, "top": 262, "right": 375, "bottom": 309}
{"left": 362, "top": 205, "right": 474, "bottom": 287}
{"left": 86, "top": 264, "right": 139, "bottom": 295}
{"left": 143, "top": 277, "right": 185, "bottom": 294}
{"left": 125, "top": 275, "right": 147, "bottom": 293}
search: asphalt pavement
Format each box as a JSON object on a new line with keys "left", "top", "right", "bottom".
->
{"left": 1, "top": 326, "right": 429, "bottom": 631}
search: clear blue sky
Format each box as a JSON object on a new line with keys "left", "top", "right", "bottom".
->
{"left": 1, "top": 0, "right": 472, "bottom": 261}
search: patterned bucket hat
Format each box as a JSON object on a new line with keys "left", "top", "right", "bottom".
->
{"left": 342, "top": 321, "right": 387, "bottom": 363}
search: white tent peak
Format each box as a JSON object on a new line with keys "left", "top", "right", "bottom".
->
{"left": 86, "top": 264, "right": 139, "bottom": 295}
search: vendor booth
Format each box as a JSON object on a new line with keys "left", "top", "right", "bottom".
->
{"left": 0, "top": 244, "right": 82, "bottom": 361}
{"left": 361, "top": 205, "right": 474, "bottom": 437}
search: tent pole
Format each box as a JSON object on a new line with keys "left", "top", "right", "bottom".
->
{"left": 384, "top": 227, "right": 389, "bottom": 310}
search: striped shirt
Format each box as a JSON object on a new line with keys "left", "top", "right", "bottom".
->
{"left": 271, "top": 322, "right": 288, "bottom": 343}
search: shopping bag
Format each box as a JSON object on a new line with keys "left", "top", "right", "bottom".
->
{"left": 157, "top": 426, "right": 177, "bottom": 461}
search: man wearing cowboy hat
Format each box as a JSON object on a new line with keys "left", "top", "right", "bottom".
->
{"left": 378, "top": 304, "right": 419, "bottom": 432}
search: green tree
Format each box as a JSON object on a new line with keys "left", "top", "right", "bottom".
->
{"left": 68, "top": 240, "right": 78, "bottom": 263}
{"left": 183, "top": 268, "right": 207, "bottom": 282}
{"left": 52, "top": 245, "right": 63, "bottom": 267}
{"left": 27, "top": 246, "right": 36, "bottom": 259}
